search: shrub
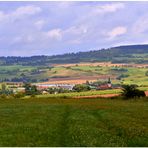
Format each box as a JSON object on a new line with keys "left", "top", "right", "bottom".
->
{"left": 24, "top": 83, "right": 39, "bottom": 95}
{"left": 145, "top": 71, "right": 148, "bottom": 76}
{"left": 121, "top": 85, "right": 146, "bottom": 99}
{"left": 116, "top": 74, "right": 129, "bottom": 80}
{"left": 73, "top": 84, "right": 91, "bottom": 92}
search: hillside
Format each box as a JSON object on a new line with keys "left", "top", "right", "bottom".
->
{"left": 0, "top": 44, "right": 148, "bottom": 66}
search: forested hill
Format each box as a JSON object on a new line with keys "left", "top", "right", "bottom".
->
{"left": 1, "top": 44, "right": 148, "bottom": 66}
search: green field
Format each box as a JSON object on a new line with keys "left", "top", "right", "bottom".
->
{"left": 0, "top": 97, "right": 147, "bottom": 147}
{"left": 35, "top": 89, "right": 122, "bottom": 99}
{"left": 0, "top": 65, "right": 49, "bottom": 82}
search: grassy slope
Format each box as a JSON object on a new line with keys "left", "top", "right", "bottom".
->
{"left": 0, "top": 98, "right": 147, "bottom": 147}
{"left": 0, "top": 65, "right": 49, "bottom": 81}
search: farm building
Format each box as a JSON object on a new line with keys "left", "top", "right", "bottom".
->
{"left": 35, "top": 84, "right": 74, "bottom": 90}
{"left": 97, "top": 78, "right": 112, "bottom": 90}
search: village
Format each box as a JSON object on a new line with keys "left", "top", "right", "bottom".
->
{"left": 0, "top": 77, "right": 120, "bottom": 95}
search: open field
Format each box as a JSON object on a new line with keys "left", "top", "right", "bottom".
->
{"left": 25, "top": 89, "right": 148, "bottom": 99}
{"left": 53, "top": 62, "right": 148, "bottom": 68}
{"left": 37, "top": 75, "right": 115, "bottom": 85}
{"left": 0, "top": 65, "right": 49, "bottom": 82}
{"left": 34, "top": 89, "right": 122, "bottom": 99}
{"left": 0, "top": 97, "right": 147, "bottom": 147}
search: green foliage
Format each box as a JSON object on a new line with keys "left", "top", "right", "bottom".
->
{"left": 89, "top": 80, "right": 109, "bottom": 87}
{"left": 145, "top": 71, "right": 148, "bottom": 76}
{"left": 24, "top": 83, "right": 39, "bottom": 95}
{"left": 117, "top": 74, "right": 129, "bottom": 80}
{"left": 73, "top": 84, "right": 91, "bottom": 92}
{"left": 1, "top": 83, "right": 6, "bottom": 91}
{"left": 111, "top": 68, "right": 128, "bottom": 72}
{"left": 47, "top": 87, "right": 70, "bottom": 94}
{"left": 121, "top": 85, "right": 146, "bottom": 99}
{"left": 0, "top": 83, "right": 13, "bottom": 95}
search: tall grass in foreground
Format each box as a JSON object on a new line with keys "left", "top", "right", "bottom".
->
{"left": 0, "top": 97, "right": 147, "bottom": 146}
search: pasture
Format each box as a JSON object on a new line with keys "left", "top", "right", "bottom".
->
{"left": 0, "top": 97, "right": 147, "bottom": 147}
{"left": 35, "top": 89, "right": 122, "bottom": 99}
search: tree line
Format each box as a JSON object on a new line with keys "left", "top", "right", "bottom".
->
{"left": 0, "top": 45, "right": 148, "bottom": 66}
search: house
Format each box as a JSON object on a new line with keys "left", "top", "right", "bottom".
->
{"left": 58, "top": 84, "right": 74, "bottom": 90}
{"left": 97, "top": 78, "right": 112, "bottom": 90}
{"left": 42, "top": 90, "right": 49, "bottom": 95}
{"left": 97, "top": 84, "right": 111, "bottom": 90}
{"left": 89, "top": 86, "right": 96, "bottom": 90}
{"left": 35, "top": 84, "right": 75, "bottom": 91}
{"left": 13, "top": 87, "right": 25, "bottom": 94}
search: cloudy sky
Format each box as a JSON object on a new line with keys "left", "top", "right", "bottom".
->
{"left": 0, "top": 1, "right": 148, "bottom": 56}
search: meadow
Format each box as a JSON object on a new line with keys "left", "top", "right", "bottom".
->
{"left": 35, "top": 89, "right": 122, "bottom": 99}
{"left": 0, "top": 97, "right": 147, "bottom": 147}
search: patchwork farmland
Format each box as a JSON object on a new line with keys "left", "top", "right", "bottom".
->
{"left": 37, "top": 62, "right": 148, "bottom": 87}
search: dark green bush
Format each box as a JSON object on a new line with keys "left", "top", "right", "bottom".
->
{"left": 73, "top": 84, "right": 91, "bottom": 92}
{"left": 122, "top": 85, "right": 146, "bottom": 99}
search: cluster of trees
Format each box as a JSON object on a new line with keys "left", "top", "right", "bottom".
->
{"left": 111, "top": 68, "right": 128, "bottom": 72}
{"left": 121, "top": 85, "right": 146, "bottom": 99}
{"left": 86, "top": 80, "right": 108, "bottom": 87}
{"left": 0, "top": 83, "right": 40, "bottom": 98}
{"left": 47, "top": 87, "right": 71, "bottom": 94}
{"left": 73, "top": 84, "right": 91, "bottom": 92}
{"left": 0, "top": 67, "right": 49, "bottom": 83}
{"left": 116, "top": 74, "right": 129, "bottom": 80}
{"left": 0, "top": 83, "right": 13, "bottom": 95}
{"left": 145, "top": 71, "right": 148, "bottom": 76}
{"left": 23, "top": 83, "right": 40, "bottom": 95}
{"left": 0, "top": 77, "right": 48, "bottom": 83}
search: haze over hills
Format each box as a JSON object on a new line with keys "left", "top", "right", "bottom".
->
{"left": 0, "top": 44, "right": 148, "bottom": 66}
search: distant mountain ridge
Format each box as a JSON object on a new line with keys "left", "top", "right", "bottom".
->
{"left": 0, "top": 44, "right": 148, "bottom": 66}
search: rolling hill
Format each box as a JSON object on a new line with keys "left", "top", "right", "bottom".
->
{"left": 0, "top": 44, "right": 148, "bottom": 66}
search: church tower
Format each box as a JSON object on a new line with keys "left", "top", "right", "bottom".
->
{"left": 107, "top": 77, "right": 112, "bottom": 88}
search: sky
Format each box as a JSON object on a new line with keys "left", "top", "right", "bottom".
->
{"left": 0, "top": 1, "right": 148, "bottom": 56}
